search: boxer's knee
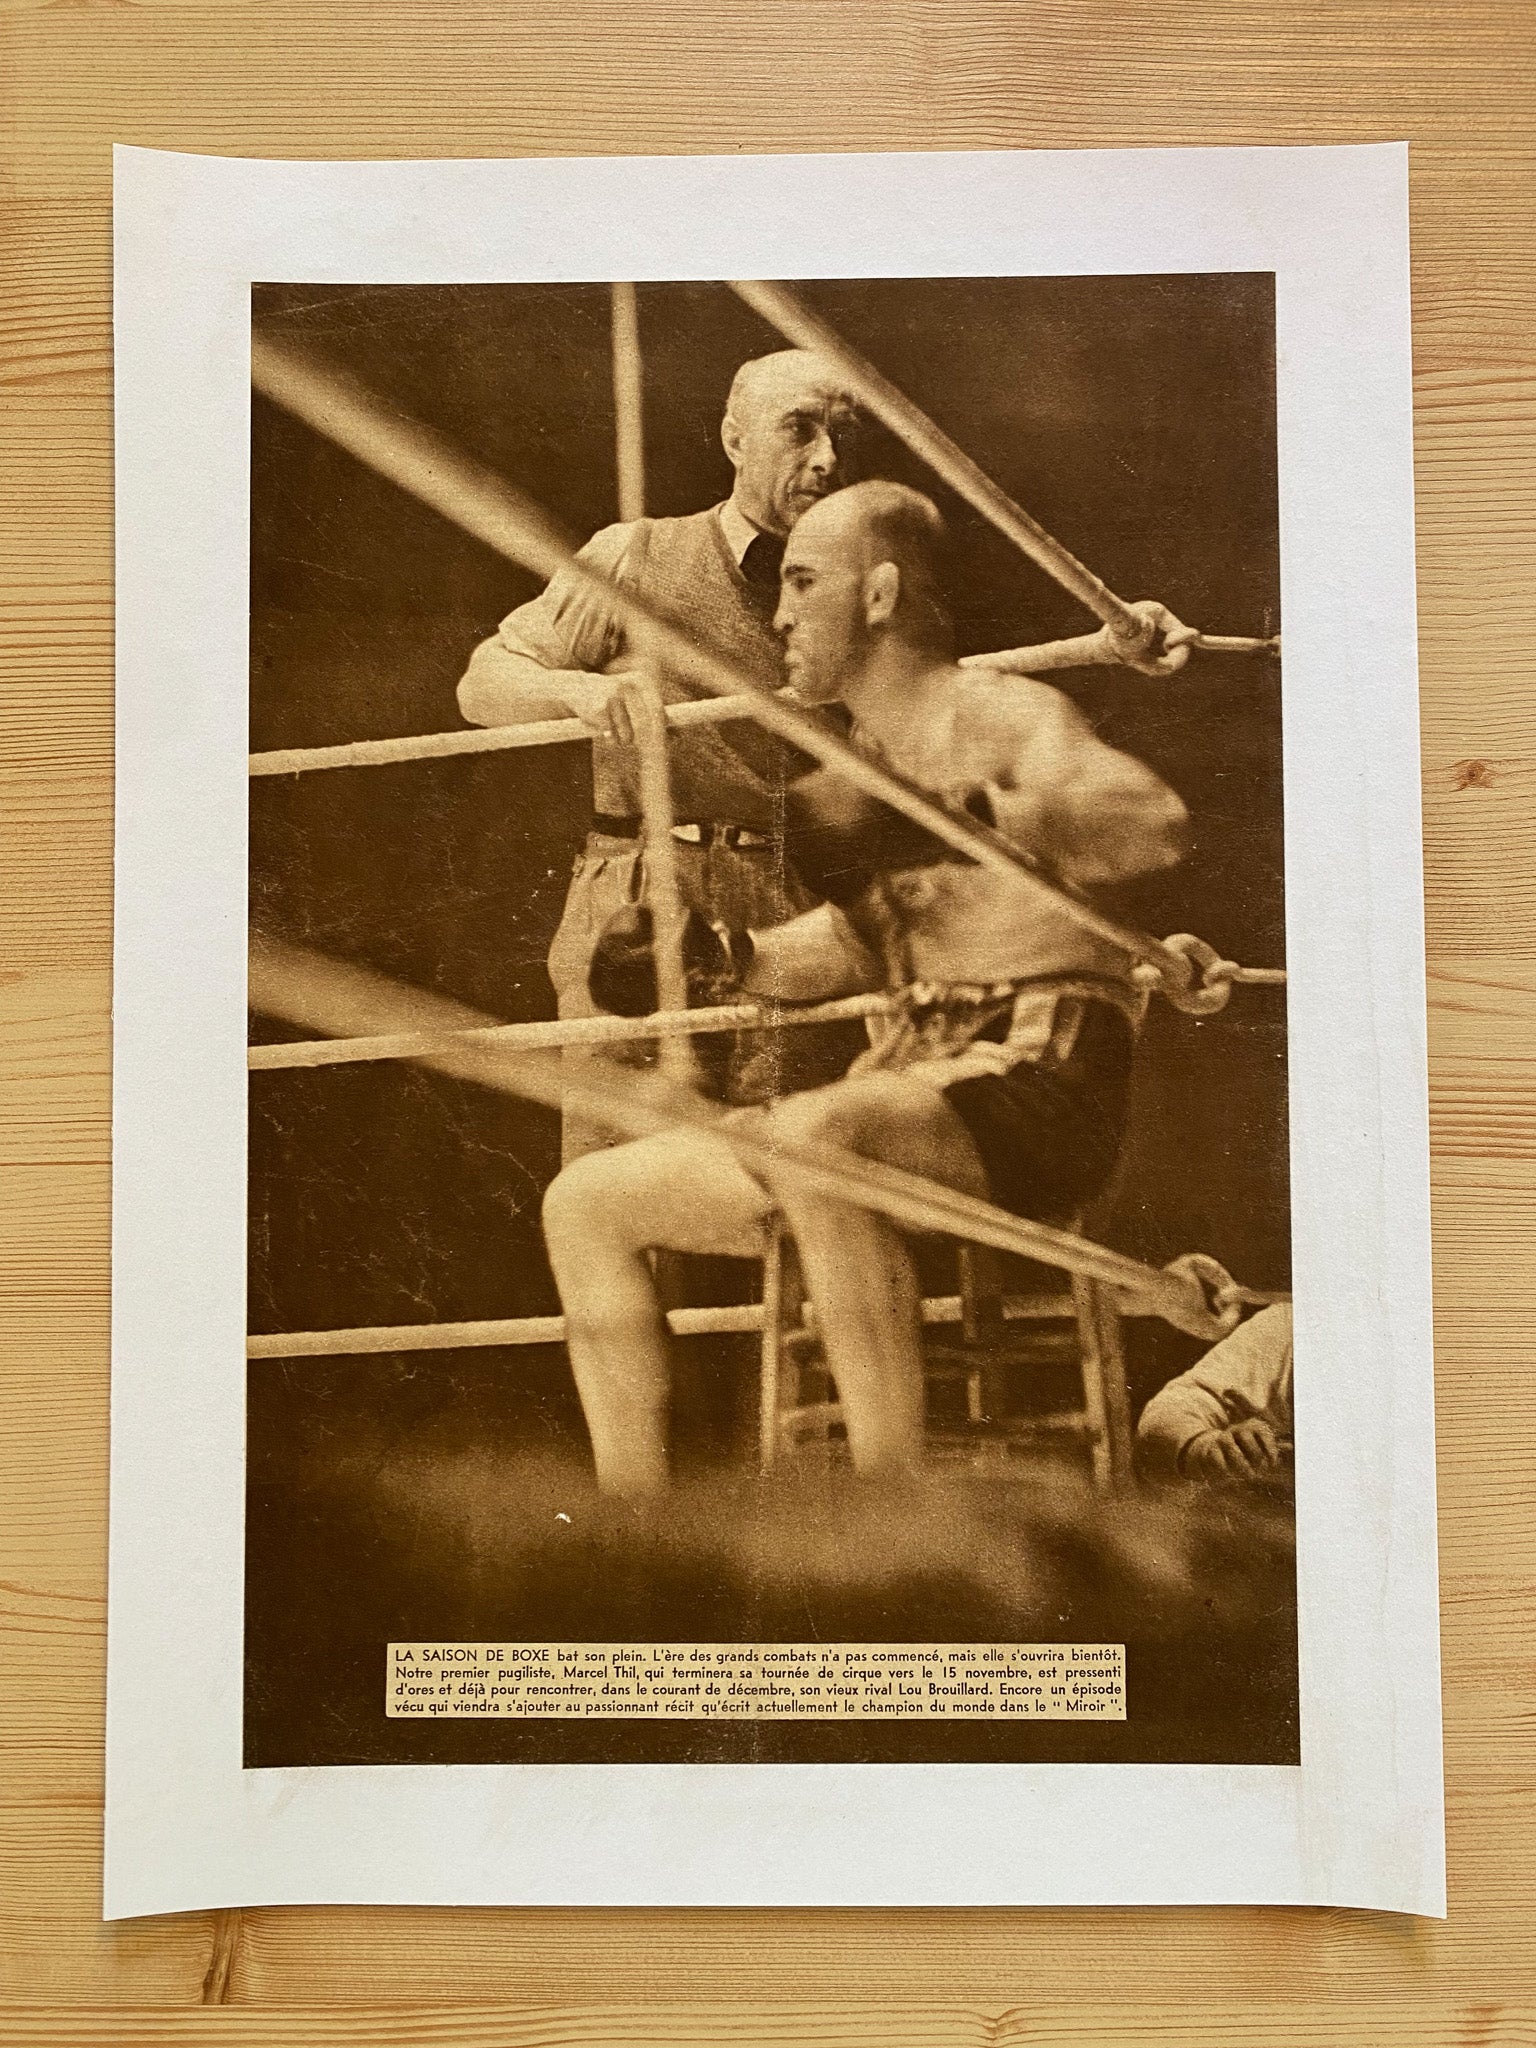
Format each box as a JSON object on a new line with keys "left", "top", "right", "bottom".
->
{"left": 542, "top": 1145, "right": 642, "bottom": 1257}
{"left": 769, "top": 1072, "right": 915, "bottom": 1152}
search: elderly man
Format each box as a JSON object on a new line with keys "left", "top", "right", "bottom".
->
{"left": 542, "top": 480, "right": 1191, "bottom": 1495}
{"left": 458, "top": 349, "right": 867, "bottom": 1157}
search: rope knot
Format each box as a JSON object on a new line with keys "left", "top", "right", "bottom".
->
{"left": 1160, "top": 1253, "right": 1244, "bottom": 1341}
{"left": 1152, "top": 932, "right": 1238, "bottom": 1016}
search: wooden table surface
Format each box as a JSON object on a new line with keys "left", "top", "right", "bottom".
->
{"left": 3, "top": 2, "right": 1534, "bottom": 2040}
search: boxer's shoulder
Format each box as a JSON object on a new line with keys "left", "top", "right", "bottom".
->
{"left": 945, "top": 664, "right": 1082, "bottom": 768}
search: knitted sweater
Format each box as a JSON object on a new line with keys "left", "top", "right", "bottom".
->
{"left": 498, "top": 505, "right": 811, "bottom": 830}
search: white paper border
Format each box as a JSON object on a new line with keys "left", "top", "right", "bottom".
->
{"left": 108, "top": 143, "right": 1443, "bottom": 1916}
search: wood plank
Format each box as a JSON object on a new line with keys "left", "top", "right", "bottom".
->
{"left": 5, "top": 2005, "right": 1536, "bottom": 2048}
{"left": 3, "top": 0, "right": 1535, "bottom": 2033}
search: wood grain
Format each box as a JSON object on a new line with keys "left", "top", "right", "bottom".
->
{"left": 2, "top": 0, "right": 1534, "bottom": 2038}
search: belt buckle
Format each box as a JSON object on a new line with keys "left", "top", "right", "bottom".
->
{"left": 667, "top": 821, "right": 776, "bottom": 850}
{"left": 670, "top": 821, "right": 759, "bottom": 850}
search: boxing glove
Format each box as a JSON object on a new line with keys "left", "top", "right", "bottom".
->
{"left": 588, "top": 904, "right": 755, "bottom": 1018}
{"left": 782, "top": 769, "right": 994, "bottom": 907}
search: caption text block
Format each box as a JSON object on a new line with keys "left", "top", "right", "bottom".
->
{"left": 387, "top": 1642, "right": 1126, "bottom": 1718}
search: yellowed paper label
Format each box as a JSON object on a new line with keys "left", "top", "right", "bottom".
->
{"left": 387, "top": 1642, "right": 1125, "bottom": 1719}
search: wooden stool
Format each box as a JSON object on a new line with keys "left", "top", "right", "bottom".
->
{"left": 757, "top": 1214, "right": 842, "bottom": 1468}
{"left": 758, "top": 1221, "right": 1134, "bottom": 1489}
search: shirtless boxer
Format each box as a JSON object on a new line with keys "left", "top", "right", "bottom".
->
{"left": 541, "top": 481, "right": 1190, "bottom": 1496}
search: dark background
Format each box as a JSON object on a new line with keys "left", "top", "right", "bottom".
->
{"left": 246, "top": 276, "right": 1291, "bottom": 1767}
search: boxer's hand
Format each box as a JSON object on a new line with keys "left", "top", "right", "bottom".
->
{"left": 588, "top": 905, "right": 752, "bottom": 1017}
{"left": 783, "top": 770, "right": 982, "bottom": 907}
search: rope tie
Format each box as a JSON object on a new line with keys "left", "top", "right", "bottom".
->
{"left": 1133, "top": 933, "right": 1288, "bottom": 1017}
{"left": 1108, "top": 604, "right": 1281, "bottom": 676}
{"left": 1106, "top": 600, "right": 1196, "bottom": 677}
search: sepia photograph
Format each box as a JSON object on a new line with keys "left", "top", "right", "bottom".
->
{"left": 244, "top": 271, "right": 1295, "bottom": 1770}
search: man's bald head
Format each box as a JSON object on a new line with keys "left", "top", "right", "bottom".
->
{"left": 800, "top": 480, "right": 949, "bottom": 614}
{"left": 720, "top": 350, "right": 865, "bottom": 537}
{"left": 776, "top": 481, "right": 953, "bottom": 702}
{"left": 724, "top": 349, "right": 850, "bottom": 427}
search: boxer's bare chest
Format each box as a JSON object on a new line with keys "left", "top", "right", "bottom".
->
{"left": 850, "top": 682, "right": 1020, "bottom": 817}
{"left": 846, "top": 681, "right": 1083, "bottom": 983}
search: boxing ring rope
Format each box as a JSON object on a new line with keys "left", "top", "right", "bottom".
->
{"left": 247, "top": 604, "right": 1278, "bottom": 779}
{"left": 963, "top": 622, "right": 1281, "bottom": 681}
{"left": 249, "top": 693, "right": 758, "bottom": 778}
{"left": 730, "top": 279, "right": 1278, "bottom": 677}
{"left": 250, "top": 935, "right": 1268, "bottom": 1354}
{"left": 250, "top": 1291, "right": 1100, "bottom": 1361}
{"left": 250, "top": 990, "right": 895, "bottom": 1071}
{"left": 249, "top": 331, "right": 1280, "bottom": 1016}
{"left": 246, "top": 959, "right": 1281, "bottom": 1074}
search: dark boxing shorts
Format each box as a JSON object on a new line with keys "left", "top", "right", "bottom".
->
{"left": 941, "top": 998, "right": 1135, "bottom": 1223}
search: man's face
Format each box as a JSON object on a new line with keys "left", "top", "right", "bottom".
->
{"left": 725, "top": 370, "right": 864, "bottom": 537}
{"left": 774, "top": 501, "right": 872, "bottom": 704}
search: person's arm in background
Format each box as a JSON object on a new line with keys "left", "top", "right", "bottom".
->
{"left": 457, "top": 524, "right": 654, "bottom": 743}
{"left": 1136, "top": 1303, "right": 1294, "bottom": 1480}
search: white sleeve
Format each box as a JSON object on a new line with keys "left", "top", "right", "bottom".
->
{"left": 1136, "top": 1304, "right": 1295, "bottom": 1474}
{"left": 495, "top": 521, "right": 636, "bottom": 673}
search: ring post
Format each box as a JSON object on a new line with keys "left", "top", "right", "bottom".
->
{"left": 630, "top": 663, "right": 696, "bottom": 1082}
{"left": 610, "top": 281, "right": 647, "bottom": 525}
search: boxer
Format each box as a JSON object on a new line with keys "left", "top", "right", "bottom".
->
{"left": 543, "top": 481, "right": 1189, "bottom": 1495}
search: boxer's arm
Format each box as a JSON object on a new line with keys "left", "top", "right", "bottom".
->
{"left": 589, "top": 902, "right": 880, "bottom": 1018}
{"left": 984, "top": 682, "right": 1189, "bottom": 890}
{"left": 782, "top": 769, "right": 962, "bottom": 908}
{"left": 740, "top": 903, "right": 883, "bottom": 1005}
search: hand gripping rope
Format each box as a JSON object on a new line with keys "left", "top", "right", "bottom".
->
{"left": 250, "top": 935, "right": 1271, "bottom": 1354}
{"left": 249, "top": 329, "right": 1283, "bottom": 1020}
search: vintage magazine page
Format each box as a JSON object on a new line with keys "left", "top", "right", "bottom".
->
{"left": 107, "top": 143, "right": 1442, "bottom": 1914}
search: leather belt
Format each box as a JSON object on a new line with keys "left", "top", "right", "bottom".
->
{"left": 590, "top": 812, "right": 777, "bottom": 850}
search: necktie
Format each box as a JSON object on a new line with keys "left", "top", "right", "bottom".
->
{"left": 739, "top": 531, "right": 785, "bottom": 590}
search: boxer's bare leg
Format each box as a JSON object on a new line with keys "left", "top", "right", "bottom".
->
{"left": 763, "top": 1074, "right": 992, "bottom": 1477}
{"left": 542, "top": 1130, "right": 773, "bottom": 1496}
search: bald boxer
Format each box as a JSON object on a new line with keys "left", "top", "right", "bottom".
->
{"left": 458, "top": 349, "right": 868, "bottom": 1158}
{"left": 543, "top": 481, "right": 1189, "bottom": 1495}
